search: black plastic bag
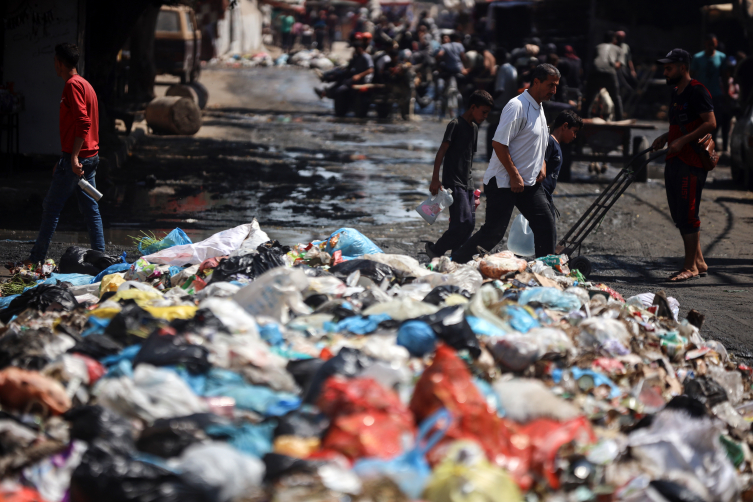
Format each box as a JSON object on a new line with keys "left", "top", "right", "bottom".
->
{"left": 329, "top": 259, "right": 395, "bottom": 284}
{"left": 263, "top": 453, "right": 320, "bottom": 482}
{"left": 302, "top": 347, "right": 373, "bottom": 404}
{"left": 136, "top": 413, "right": 230, "bottom": 458}
{"left": 274, "top": 409, "right": 330, "bottom": 438}
{"left": 650, "top": 480, "right": 707, "bottom": 502}
{"left": 0, "top": 327, "right": 58, "bottom": 370}
{"left": 209, "top": 241, "right": 290, "bottom": 284}
{"left": 286, "top": 358, "right": 325, "bottom": 393}
{"left": 416, "top": 306, "right": 481, "bottom": 359}
{"left": 70, "top": 440, "right": 209, "bottom": 502}
{"left": 59, "top": 246, "right": 122, "bottom": 275}
{"left": 105, "top": 303, "right": 163, "bottom": 346}
{"left": 684, "top": 376, "right": 728, "bottom": 408}
{"left": 170, "top": 309, "right": 230, "bottom": 337}
{"left": 69, "top": 334, "right": 125, "bottom": 360}
{"left": 0, "top": 284, "right": 79, "bottom": 323}
{"left": 132, "top": 327, "right": 211, "bottom": 374}
{"left": 422, "top": 285, "right": 471, "bottom": 306}
{"left": 64, "top": 405, "right": 135, "bottom": 452}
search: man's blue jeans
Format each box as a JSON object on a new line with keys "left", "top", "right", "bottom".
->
{"left": 29, "top": 154, "right": 105, "bottom": 263}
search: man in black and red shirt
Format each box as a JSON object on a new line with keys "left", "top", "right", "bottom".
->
{"left": 652, "top": 49, "right": 716, "bottom": 281}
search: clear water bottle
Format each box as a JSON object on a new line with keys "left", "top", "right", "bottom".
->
{"left": 78, "top": 178, "right": 103, "bottom": 201}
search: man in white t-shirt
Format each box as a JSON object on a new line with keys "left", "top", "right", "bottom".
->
{"left": 453, "top": 64, "right": 560, "bottom": 263}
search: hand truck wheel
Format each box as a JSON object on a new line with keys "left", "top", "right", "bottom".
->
{"left": 569, "top": 256, "right": 592, "bottom": 278}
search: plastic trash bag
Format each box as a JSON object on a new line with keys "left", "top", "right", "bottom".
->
{"left": 64, "top": 405, "right": 135, "bottom": 451}
{"left": 493, "top": 378, "right": 580, "bottom": 423}
{"left": 507, "top": 214, "right": 535, "bottom": 257}
{"left": 0, "top": 326, "right": 73, "bottom": 371}
{"left": 318, "top": 376, "right": 414, "bottom": 422}
{"left": 209, "top": 241, "right": 290, "bottom": 284}
{"left": 416, "top": 306, "right": 481, "bottom": 358}
{"left": 139, "top": 228, "right": 192, "bottom": 255}
{"left": 684, "top": 375, "right": 729, "bottom": 408}
{"left": 324, "top": 313, "right": 391, "bottom": 335}
{"left": 94, "top": 364, "right": 208, "bottom": 423}
{"left": 478, "top": 251, "right": 528, "bottom": 279}
{"left": 70, "top": 441, "right": 206, "bottom": 502}
{"left": 320, "top": 407, "right": 415, "bottom": 461}
{"left": 99, "top": 273, "right": 126, "bottom": 298}
{"left": 422, "top": 286, "right": 471, "bottom": 306}
{"left": 0, "top": 367, "right": 71, "bottom": 415}
{"left": 135, "top": 413, "right": 228, "bottom": 458}
{"left": 202, "top": 368, "right": 300, "bottom": 417}
{"left": 416, "top": 188, "right": 454, "bottom": 224}
{"left": 325, "top": 228, "right": 383, "bottom": 259}
{"left": 354, "top": 408, "right": 453, "bottom": 499}
{"left": 91, "top": 262, "right": 132, "bottom": 284}
{"left": 59, "top": 246, "right": 123, "bottom": 275}
{"left": 104, "top": 303, "right": 162, "bottom": 346}
{"left": 142, "top": 221, "right": 262, "bottom": 267}
{"left": 422, "top": 440, "right": 523, "bottom": 502}
{"left": 0, "top": 284, "right": 78, "bottom": 323}
{"left": 628, "top": 408, "right": 740, "bottom": 502}
{"left": 69, "top": 334, "right": 124, "bottom": 360}
{"left": 302, "top": 348, "right": 373, "bottom": 404}
{"left": 233, "top": 267, "right": 311, "bottom": 324}
{"left": 330, "top": 259, "right": 396, "bottom": 284}
{"left": 363, "top": 298, "right": 440, "bottom": 321}
{"left": 227, "top": 218, "right": 270, "bottom": 257}
{"left": 173, "top": 442, "right": 265, "bottom": 502}
{"left": 132, "top": 327, "right": 211, "bottom": 374}
{"left": 416, "top": 264, "right": 484, "bottom": 294}
{"left": 362, "top": 253, "right": 434, "bottom": 279}
{"left": 23, "top": 439, "right": 87, "bottom": 502}
{"left": 397, "top": 320, "right": 437, "bottom": 357}
{"left": 409, "top": 345, "right": 529, "bottom": 487}
{"left": 517, "top": 287, "right": 582, "bottom": 312}
{"left": 33, "top": 273, "right": 95, "bottom": 288}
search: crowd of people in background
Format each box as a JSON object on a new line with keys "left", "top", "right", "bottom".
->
{"left": 271, "top": 7, "right": 748, "bottom": 156}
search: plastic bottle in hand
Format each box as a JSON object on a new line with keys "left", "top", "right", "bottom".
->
{"left": 416, "top": 188, "right": 453, "bottom": 224}
{"left": 473, "top": 189, "right": 481, "bottom": 213}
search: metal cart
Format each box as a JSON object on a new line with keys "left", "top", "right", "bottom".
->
{"left": 557, "top": 147, "right": 668, "bottom": 277}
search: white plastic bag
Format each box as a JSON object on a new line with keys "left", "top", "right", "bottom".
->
{"left": 143, "top": 221, "right": 262, "bottom": 266}
{"left": 229, "top": 218, "right": 270, "bottom": 257}
{"left": 416, "top": 188, "right": 453, "bottom": 224}
{"left": 233, "top": 268, "right": 311, "bottom": 324}
{"left": 507, "top": 214, "right": 535, "bottom": 257}
{"left": 173, "top": 442, "right": 265, "bottom": 502}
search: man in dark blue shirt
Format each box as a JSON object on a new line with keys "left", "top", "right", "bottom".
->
{"left": 543, "top": 110, "right": 582, "bottom": 241}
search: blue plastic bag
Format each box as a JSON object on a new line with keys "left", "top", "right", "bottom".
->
{"left": 397, "top": 320, "right": 437, "bottom": 357}
{"left": 0, "top": 294, "right": 19, "bottom": 309}
{"left": 203, "top": 369, "right": 301, "bottom": 416}
{"left": 505, "top": 304, "right": 540, "bottom": 333}
{"left": 324, "top": 313, "right": 391, "bottom": 335}
{"left": 466, "top": 315, "right": 506, "bottom": 337}
{"left": 353, "top": 408, "right": 452, "bottom": 499}
{"left": 325, "top": 228, "right": 382, "bottom": 260}
{"left": 91, "top": 262, "right": 132, "bottom": 284}
{"left": 139, "top": 228, "right": 192, "bottom": 255}
{"left": 552, "top": 367, "right": 622, "bottom": 399}
{"left": 518, "top": 287, "right": 582, "bottom": 312}
{"left": 205, "top": 421, "right": 276, "bottom": 458}
{"left": 32, "top": 273, "right": 95, "bottom": 289}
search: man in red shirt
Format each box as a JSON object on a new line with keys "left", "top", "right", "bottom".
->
{"left": 652, "top": 49, "right": 716, "bottom": 281}
{"left": 27, "top": 43, "right": 104, "bottom": 265}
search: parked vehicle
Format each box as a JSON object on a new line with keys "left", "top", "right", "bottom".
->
{"left": 155, "top": 5, "right": 201, "bottom": 83}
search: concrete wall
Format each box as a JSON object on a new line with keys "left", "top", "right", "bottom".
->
{"left": 4, "top": 0, "right": 82, "bottom": 155}
{"left": 216, "top": 0, "right": 263, "bottom": 57}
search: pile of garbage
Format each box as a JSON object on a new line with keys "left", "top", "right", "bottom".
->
{"left": 0, "top": 219, "right": 751, "bottom": 502}
{"left": 209, "top": 50, "right": 339, "bottom": 70}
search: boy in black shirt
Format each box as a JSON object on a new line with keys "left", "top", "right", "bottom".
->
{"left": 426, "top": 90, "right": 493, "bottom": 258}
{"left": 543, "top": 110, "right": 582, "bottom": 242}
{"left": 652, "top": 49, "right": 716, "bottom": 281}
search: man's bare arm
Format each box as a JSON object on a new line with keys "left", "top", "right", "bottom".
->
{"left": 492, "top": 141, "right": 525, "bottom": 192}
{"left": 430, "top": 141, "right": 451, "bottom": 195}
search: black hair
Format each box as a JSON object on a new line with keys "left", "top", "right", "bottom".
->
{"left": 531, "top": 63, "right": 560, "bottom": 84}
{"left": 604, "top": 31, "right": 615, "bottom": 43}
{"left": 468, "top": 90, "right": 494, "bottom": 109}
{"left": 552, "top": 109, "right": 583, "bottom": 130}
{"left": 706, "top": 33, "right": 717, "bottom": 42}
{"left": 55, "top": 43, "right": 79, "bottom": 68}
{"left": 450, "top": 32, "right": 461, "bottom": 42}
